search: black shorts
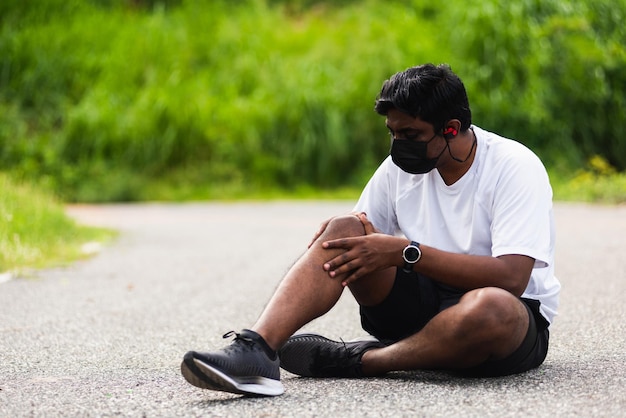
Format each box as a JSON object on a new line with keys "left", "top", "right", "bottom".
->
{"left": 359, "top": 268, "right": 550, "bottom": 377}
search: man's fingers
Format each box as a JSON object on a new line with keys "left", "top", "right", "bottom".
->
{"left": 357, "top": 212, "right": 376, "bottom": 235}
{"left": 342, "top": 275, "right": 356, "bottom": 287}
{"left": 322, "top": 237, "right": 352, "bottom": 249}
{"left": 323, "top": 251, "right": 351, "bottom": 271}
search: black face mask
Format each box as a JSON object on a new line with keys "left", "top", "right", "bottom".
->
{"left": 390, "top": 133, "right": 448, "bottom": 174}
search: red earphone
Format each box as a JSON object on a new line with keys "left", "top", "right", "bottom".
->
{"left": 443, "top": 127, "right": 458, "bottom": 139}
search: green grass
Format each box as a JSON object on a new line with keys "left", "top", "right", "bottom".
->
{"left": 550, "top": 156, "right": 626, "bottom": 204}
{"left": 554, "top": 173, "right": 626, "bottom": 204}
{"left": 0, "top": 174, "right": 116, "bottom": 275}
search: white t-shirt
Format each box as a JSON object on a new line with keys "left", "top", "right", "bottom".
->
{"left": 354, "top": 125, "right": 560, "bottom": 324}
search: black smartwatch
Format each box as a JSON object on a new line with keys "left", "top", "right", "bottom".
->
{"left": 402, "top": 241, "right": 422, "bottom": 273}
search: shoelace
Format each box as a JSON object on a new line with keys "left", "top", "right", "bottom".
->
{"left": 223, "top": 330, "right": 236, "bottom": 339}
{"left": 223, "top": 330, "right": 251, "bottom": 341}
{"left": 222, "top": 330, "right": 256, "bottom": 353}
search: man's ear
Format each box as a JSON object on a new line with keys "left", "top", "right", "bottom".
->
{"left": 442, "top": 120, "right": 461, "bottom": 139}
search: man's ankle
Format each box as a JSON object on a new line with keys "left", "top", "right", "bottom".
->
{"left": 243, "top": 329, "right": 277, "bottom": 360}
{"left": 360, "top": 347, "right": 385, "bottom": 376}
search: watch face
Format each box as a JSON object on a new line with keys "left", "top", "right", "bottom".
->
{"left": 404, "top": 246, "right": 420, "bottom": 262}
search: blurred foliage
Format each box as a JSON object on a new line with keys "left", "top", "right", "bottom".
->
{"left": 0, "top": 174, "right": 115, "bottom": 273}
{"left": 551, "top": 156, "right": 626, "bottom": 203}
{"left": 0, "top": 0, "right": 625, "bottom": 202}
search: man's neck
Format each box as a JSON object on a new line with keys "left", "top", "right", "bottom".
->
{"left": 438, "top": 128, "right": 477, "bottom": 185}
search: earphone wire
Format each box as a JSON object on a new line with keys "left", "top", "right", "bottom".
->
{"left": 447, "top": 128, "right": 477, "bottom": 163}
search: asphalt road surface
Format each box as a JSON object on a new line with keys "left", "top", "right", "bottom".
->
{"left": 1, "top": 201, "right": 625, "bottom": 417}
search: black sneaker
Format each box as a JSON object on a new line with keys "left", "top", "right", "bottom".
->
{"left": 278, "top": 333, "right": 385, "bottom": 378}
{"left": 181, "top": 329, "right": 284, "bottom": 396}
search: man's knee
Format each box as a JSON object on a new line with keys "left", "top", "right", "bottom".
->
{"left": 322, "top": 214, "right": 365, "bottom": 240}
{"left": 455, "top": 288, "right": 527, "bottom": 338}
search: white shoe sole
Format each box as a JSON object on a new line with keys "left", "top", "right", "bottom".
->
{"left": 181, "top": 358, "right": 284, "bottom": 397}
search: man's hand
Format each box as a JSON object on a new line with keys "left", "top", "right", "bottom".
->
{"left": 322, "top": 213, "right": 404, "bottom": 286}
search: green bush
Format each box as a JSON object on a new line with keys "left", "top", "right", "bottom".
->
{"left": 551, "top": 155, "right": 626, "bottom": 203}
{"left": 1, "top": 0, "right": 624, "bottom": 201}
{"left": 445, "top": 0, "right": 626, "bottom": 168}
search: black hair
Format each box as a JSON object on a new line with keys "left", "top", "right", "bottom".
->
{"left": 374, "top": 64, "right": 472, "bottom": 132}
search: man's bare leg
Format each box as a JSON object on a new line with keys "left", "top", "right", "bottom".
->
{"left": 252, "top": 215, "right": 396, "bottom": 351}
{"left": 253, "top": 215, "right": 530, "bottom": 374}
{"left": 360, "top": 287, "right": 530, "bottom": 375}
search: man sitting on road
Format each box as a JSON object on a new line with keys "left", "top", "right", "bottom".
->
{"left": 180, "top": 63, "right": 561, "bottom": 396}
